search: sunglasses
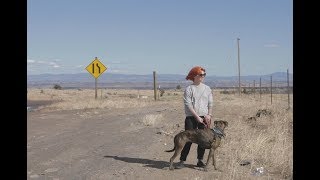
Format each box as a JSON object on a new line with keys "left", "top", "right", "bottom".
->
{"left": 197, "top": 73, "right": 206, "bottom": 77}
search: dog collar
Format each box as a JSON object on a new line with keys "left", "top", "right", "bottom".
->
{"left": 212, "top": 127, "right": 225, "bottom": 138}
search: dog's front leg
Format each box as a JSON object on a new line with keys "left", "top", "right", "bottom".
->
{"left": 204, "top": 148, "right": 213, "bottom": 171}
{"left": 211, "top": 149, "right": 217, "bottom": 170}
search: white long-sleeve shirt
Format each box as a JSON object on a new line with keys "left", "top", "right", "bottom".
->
{"left": 183, "top": 83, "right": 213, "bottom": 117}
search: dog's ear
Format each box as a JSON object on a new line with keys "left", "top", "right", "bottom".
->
{"left": 223, "top": 121, "right": 228, "bottom": 127}
{"left": 214, "top": 121, "right": 217, "bottom": 126}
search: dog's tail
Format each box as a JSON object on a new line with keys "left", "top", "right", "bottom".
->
{"left": 165, "top": 146, "right": 175, "bottom": 152}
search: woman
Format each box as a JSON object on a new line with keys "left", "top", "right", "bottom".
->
{"left": 176, "top": 66, "right": 213, "bottom": 168}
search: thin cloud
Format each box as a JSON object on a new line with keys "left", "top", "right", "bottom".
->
{"left": 109, "top": 69, "right": 120, "bottom": 73}
{"left": 49, "top": 61, "right": 61, "bottom": 68}
{"left": 37, "top": 60, "right": 46, "bottom": 64}
{"left": 75, "top": 65, "right": 83, "bottom": 68}
{"left": 27, "top": 58, "right": 121, "bottom": 74}
{"left": 27, "top": 58, "right": 63, "bottom": 74}
{"left": 110, "top": 61, "right": 121, "bottom": 64}
{"left": 108, "top": 69, "right": 129, "bottom": 73}
{"left": 27, "top": 59, "right": 35, "bottom": 63}
{"left": 264, "top": 40, "right": 280, "bottom": 48}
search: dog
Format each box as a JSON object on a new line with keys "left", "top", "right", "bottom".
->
{"left": 165, "top": 120, "right": 228, "bottom": 171}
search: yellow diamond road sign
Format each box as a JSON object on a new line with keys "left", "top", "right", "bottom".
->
{"left": 85, "top": 57, "right": 107, "bottom": 78}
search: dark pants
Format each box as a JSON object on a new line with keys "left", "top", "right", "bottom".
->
{"left": 179, "top": 116, "right": 205, "bottom": 161}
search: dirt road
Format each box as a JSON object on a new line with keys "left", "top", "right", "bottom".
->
{"left": 27, "top": 98, "right": 230, "bottom": 180}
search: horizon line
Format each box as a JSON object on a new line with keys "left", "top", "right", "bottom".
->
{"left": 27, "top": 71, "right": 293, "bottom": 77}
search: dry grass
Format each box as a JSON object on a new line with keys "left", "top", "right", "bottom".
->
{"left": 27, "top": 88, "right": 164, "bottom": 111}
{"left": 27, "top": 87, "right": 293, "bottom": 179}
{"left": 213, "top": 91, "right": 293, "bottom": 179}
{"left": 141, "top": 114, "right": 164, "bottom": 126}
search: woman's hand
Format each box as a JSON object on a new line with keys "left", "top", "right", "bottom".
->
{"left": 197, "top": 116, "right": 204, "bottom": 124}
{"left": 204, "top": 114, "right": 212, "bottom": 128}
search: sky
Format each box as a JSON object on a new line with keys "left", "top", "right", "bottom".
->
{"left": 27, "top": 0, "right": 293, "bottom": 76}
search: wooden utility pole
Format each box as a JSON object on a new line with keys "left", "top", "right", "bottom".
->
{"left": 259, "top": 77, "right": 261, "bottom": 101}
{"left": 237, "top": 38, "right": 241, "bottom": 95}
{"left": 287, "top": 69, "right": 290, "bottom": 109}
{"left": 270, "top": 76, "right": 273, "bottom": 104}
{"left": 253, "top": 80, "right": 255, "bottom": 98}
{"left": 153, "top": 71, "right": 157, "bottom": 101}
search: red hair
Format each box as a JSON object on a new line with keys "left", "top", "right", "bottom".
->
{"left": 186, "top": 66, "right": 206, "bottom": 81}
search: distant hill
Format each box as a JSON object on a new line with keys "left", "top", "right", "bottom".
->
{"left": 27, "top": 72, "right": 293, "bottom": 89}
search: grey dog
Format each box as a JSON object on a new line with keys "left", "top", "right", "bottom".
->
{"left": 165, "top": 120, "right": 228, "bottom": 171}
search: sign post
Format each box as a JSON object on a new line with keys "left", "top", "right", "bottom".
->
{"left": 85, "top": 57, "right": 107, "bottom": 99}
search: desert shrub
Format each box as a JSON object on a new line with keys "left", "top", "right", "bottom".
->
{"left": 242, "top": 88, "right": 248, "bottom": 94}
{"left": 159, "top": 89, "right": 165, "bottom": 97}
{"left": 220, "top": 89, "right": 231, "bottom": 94}
{"left": 53, "top": 84, "right": 62, "bottom": 90}
{"left": 242, "top": 88, "right": 255, "bottom": 94}
{"left": 220, "top": 89, "right": 237, "bottom": 94}
{"left": 220, "top": 89, "right": 228, "bottom": 94}
{"left": 176, "top": 85, "right": 181, "bottom": 90}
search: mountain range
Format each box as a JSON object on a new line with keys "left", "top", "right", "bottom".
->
{"left": 27, "top": 72, "right": 293, "bottom": 89}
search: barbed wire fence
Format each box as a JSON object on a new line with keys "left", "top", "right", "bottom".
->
{"left": 240, "top": 69, "right": 292, "bottom": 109}
{"left": 154, "top": 70, "right": 292, "bottom": 109}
